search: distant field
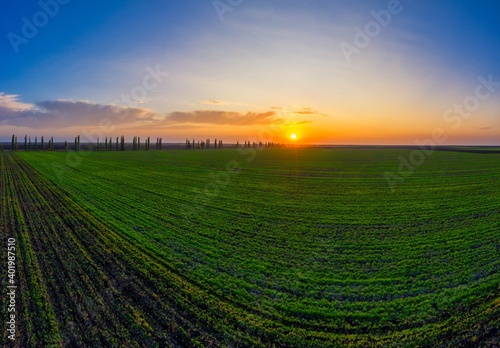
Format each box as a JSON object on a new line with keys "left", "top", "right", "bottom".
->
{"left": 2, "top": 148, "right": 499, "bottom": 347}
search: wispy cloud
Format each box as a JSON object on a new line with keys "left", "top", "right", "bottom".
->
{"left": 293, "top": 107, "right": 329, "bottom": 117}
{"left": 270, "top": 106, "right": 329, "bottom": 118}
{"left": 291, "top": 120, "right": 313, "bottom": 126}
{"left": 0, "top": 93, "right": 38, "bottom": 111}
{"left": 165, "top": 110, "right": 281, "bottom": 126}
{"left": 200, "top": 99, "right": 250, "bottom": 107}
{"left": 201, "top": 99, "right": 230, "bottom": 106}
{"left": 479, "top": 126, "right": 493, "bottom": 131}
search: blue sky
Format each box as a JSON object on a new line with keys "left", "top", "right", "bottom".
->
{"left": 1, "top": 0, "right": 499, "bottom": 144}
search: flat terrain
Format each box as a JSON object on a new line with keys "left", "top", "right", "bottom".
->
{"left": 1, "top": 148, "right": 499, "bottom": 347}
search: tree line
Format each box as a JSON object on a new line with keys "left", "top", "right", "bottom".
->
{"left": 5, "top": 134, "right": 285, "bottom": 151}
{"left": 185, "top": 139, "right": 284, "bottom": 149}
{"left": 7, "top": 135, "right": 162, "bottom": 152}
{"left": 9, "top": 135, "right": 55, "bottom": 151}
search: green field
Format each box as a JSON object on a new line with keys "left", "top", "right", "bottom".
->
{"left": 1, "top": 148, "right": 499, "bottom": 347}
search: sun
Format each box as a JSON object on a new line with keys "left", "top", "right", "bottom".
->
{"left": 290, "top": 133, "right": 297, "bottom": 140}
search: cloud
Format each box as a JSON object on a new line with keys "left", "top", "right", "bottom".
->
{"left": 201, "top": 99, "right": 230, "bottom": 106}
{"left": 0, "top": 93, "right": 314, "bottom": 133}
{"left": 0, "top": 96, "right": 159, "bottom": 129}
{"left": 269, "top": 106, "right": 329, "bottom": 118}
{"left": 165, "top": 110, "right": 283, "bottom": 126}
{"left": 0, "top": 93, "right": 38, "bottom": 111}
{"left": 200, "top": 99, "right": 250, "bottom": 107}
{"left": 291, "top": 120, "right": 312, "bottom": 125}
{"left": 293, "top": 108, "right": 329, "bottom": 117}
{"left": 479, "top": 126, "right": 492, "bottom": 131}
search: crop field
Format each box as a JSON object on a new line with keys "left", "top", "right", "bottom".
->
{"left": 1, "top": 148, "right": 499, "bottom": 347}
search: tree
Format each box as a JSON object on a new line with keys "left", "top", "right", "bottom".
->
{"left": 35, "top": 136, "right": 37, "bottom": 151}
{"left": 24, "top": 135, "right": 27, "bottom": 151}
{"left": 11, "top": 135, "right": 15, "bottom": 151}
{"left": 41, "top": 136, "right": 44, "bottom": 150}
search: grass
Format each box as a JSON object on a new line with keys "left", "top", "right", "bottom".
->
{"left": 1, "top": 147, "right": 499, "bottom": 346}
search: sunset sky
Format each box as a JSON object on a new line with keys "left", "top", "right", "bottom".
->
{"left": 1, "top": 0, "right": 499, "bottom": 144}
